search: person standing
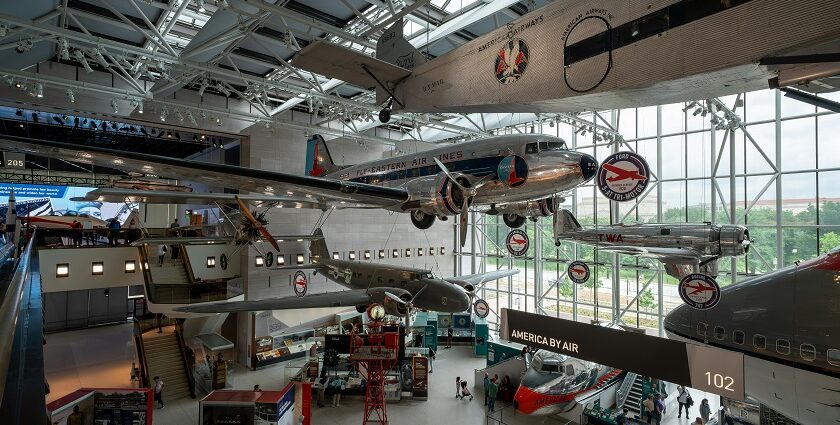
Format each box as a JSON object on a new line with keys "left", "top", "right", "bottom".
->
{"left": 487, "top": 378, "right": 499, "bottom": 413}
{"left": 108, "top": 219, "right": 121, "bottom": 246}
{"left": 692, "top": 418, "right": 704, "bottom": 425}
{"left": 82, "top": 219, "right": 93, "bottom": 245}
{"left": 643, "top": 394, "right": 656, "bottom": 424}
{"left": 71, "top": 220, "right": 83, "bottom": 246}
{"left": 483, "top": 373, "right": 490, "bottom": 406}
{"left": 677, "top": 385, "right": 691, "bottom": 418}
{"left": 169, "top": 218, "right": 181, "bottom": 259}
{"left": 153, "top": 376, "right": 165, "bottom": 408}
{"left": 446, "top": 327, "right": 453, "bottom": 348}
{"left": 653, "top": 393, "right": 665, "bottom": 425}
{"left": 455, "top": 376, "right": 461, "bottom": 399}
{"left": 615, "top": 408, "right": 629, "bottom": 425}
{"left": 317, "top": 371, "right": 327, "bottom": 408}
{"left": 330, "top": 376, "right": 345, "bottom": 407}
{"left": 699, "top": 398, "right": 712, "bottom": 423}
{"left": 67, "top": 405, "right": 84, "bottom": 425}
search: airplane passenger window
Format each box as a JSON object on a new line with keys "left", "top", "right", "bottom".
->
{"left": 714, "top": 326, "right": 725, "bottom": 340}
{"left": 776, "top": 339, "right": 791, "bottom": 355}
{"left": 753, "top": 334, "right": 766, "bottom": 350}
{"left": 828, "top": 349, "right": 840, "bottom": 366}
{"left": 733, "top": 331, "right": 745, "bottom": 345}
{"left": 696, "top": 322, "right": 708, "bottom": 337}
{"left": 800, "top": 344, "right": 816, "bottom": 362}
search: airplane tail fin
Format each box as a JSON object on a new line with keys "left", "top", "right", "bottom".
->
{"left": 553, "top": 209, "right": 582, "bottom": 236}
{"left": 376, "top": 20, "right": 427, "bottom": 70}
{"left": 310, "top": 228, "right": 330, "bottom": 264}
{"left": 305, "top": 135, "right": 341, "bottom": 177}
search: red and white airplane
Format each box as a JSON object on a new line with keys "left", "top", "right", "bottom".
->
{"left": 601, "top": 163, "right": 647, "bottom": 183}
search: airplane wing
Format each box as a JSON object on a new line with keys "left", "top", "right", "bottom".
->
{"left": 0, "top": 135, "right": 408, "bottom": 210}
{"left": 174, "top": 289, "right": 373, "bottom": 313}
{"left": 293, "top": 39, "right": 411, "bottom": 89}
{"left": 76, "top": 188, "right": 331, "bottom": 209}
{"left": 445, "top": 269, "right": 519, "bottom": 288}
{"left": 599, "top": 246, "right": 701, "bottom": 263}
{"left": 130, "top": 237, "right": 233, "bottom": 245}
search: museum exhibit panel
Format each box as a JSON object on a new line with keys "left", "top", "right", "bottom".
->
{"left": 0, "top": 1, "right": 839, "bottom": 425}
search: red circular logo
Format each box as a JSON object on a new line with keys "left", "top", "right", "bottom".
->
{"left": 495, "top": 39, "right": 529, "bottom": 84}
{"left": 293, "top": 271, "right": 308, "bottom": 297}
{"left": 597, "top": 152, "right": 650, "bottom": 202}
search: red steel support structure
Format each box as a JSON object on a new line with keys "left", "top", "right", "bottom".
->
{"left": 349, "top": 321, "right": 398, "bottom": 425}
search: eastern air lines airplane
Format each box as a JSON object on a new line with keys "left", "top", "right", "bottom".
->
{"left": 0, "top": 134, "right": 598, "bottom": 246}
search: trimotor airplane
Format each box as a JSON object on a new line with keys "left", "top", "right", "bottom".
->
{"left": 664, "top": 248, "right": 840, "bottom": 425}
{"left": 175, "top": 228, "right": 518, "bottom": 317}
{"left": 291, "top": 0, "right": 840, "bottom": 119}
{"left": 553, "top": 210, "right": 751, "bottom": 279}
{"left": 0, "top": 133, "right": 599, "bottom": 246}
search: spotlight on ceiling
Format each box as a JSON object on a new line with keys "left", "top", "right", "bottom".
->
{"left": 74, "top": 50, "right": 93, "bottom": 73}
{"left": 196, "top": 0, "right": 206, "bottom": 12}
{"left": 15, "top": 39, "right": 33, "bottom": 54}
{"left": 137, "top": 100, "right": 144, "bottom": 114}
{"left": 111, "top": 99, "right": 119, "bottom": 114}
{"left": 33, "top": 81, "right": 43, "bottom": 98}
{"left": 160, "top": 107, "right": 167, "bottom": 122}
{"left": 58, "top": 37, "right": 70, "bottom": 60}
{"left": 66, "top": 89, "right": 75, "bottom": 103}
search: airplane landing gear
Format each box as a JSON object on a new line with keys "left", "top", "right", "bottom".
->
{"left": 503, "top": 213, "right": 526, "bottom": 228}
{"left": 378, "top": 97, "right": 394, "bottom": 123}
{"left": 410, "top": 210, "right": 435, "bottom": 229}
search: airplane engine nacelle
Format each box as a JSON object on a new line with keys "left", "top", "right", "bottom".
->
{"left": 497, "top": 197, "right": 559, "bottom": 218}
{"left": 367, "top": 287, "right": 412, "bottom": 316}
{"left": 401, "top": 173, "right": 471, "bottom": 217}
{"left": 717, "top": 225, "right": 750, "bottom": 257}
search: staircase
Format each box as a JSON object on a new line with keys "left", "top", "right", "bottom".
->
{"left": 624, "top": 374, "right": 645, "bottom": 418}
{"left": 149, "top": 258, "right": 189, "bottom": 284}
{"left": 142, "top": 329, "right": 191, "bottom": 402}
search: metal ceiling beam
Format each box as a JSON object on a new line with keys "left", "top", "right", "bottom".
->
{"left": 270, "top": 78, "right": 344, "bottom": 116}
{"left": 408, "top": 0, "right": 518, "bottom": 49}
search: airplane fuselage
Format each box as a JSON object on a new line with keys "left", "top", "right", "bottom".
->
{"left": 664, "top": 250, "right": 840, "bottom": 425}
{"left": 326, "top": 135, "right": 597, "bottom": 212}
{"left": 313, "top": 258, "right": 471, "bottom": 314}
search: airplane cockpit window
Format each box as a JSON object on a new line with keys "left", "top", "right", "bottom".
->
{"left": 525, "top": 143, "right": 538, "bottom": 154}
{"left": 800, "top": 344, "right": 816, "bottom": 362}
{"left": 541, "top": 363, "right": 560, "bottom": 373}
{"left": 538, "top": 141, "right": 567, "bottom": 151}
{"left": 828, "top": 349, "right": 840, "bottom": 366}
{"left": 565, "top": 364, "right": 575, "bottom": 376}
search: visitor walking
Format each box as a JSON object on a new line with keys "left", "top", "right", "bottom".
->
{"left": 615, "top": 408, "right": 629, "bottom": 425}
{"left": 699, "top": 398, "right": 712, "bottom": 423}
{"left": 153, "top": 376, "right": 165, "bottom": 408}
{"left": 483, "top": 373, "right": 490, "bottom": 405}
{"left": 157, "top": 244, "right": 167, "bottom": 265}
{"left": 643, "top": 394, "right": 656, "bottom": 424}
{"left": 446, "top": 327, "right": 453, "bottom": 348}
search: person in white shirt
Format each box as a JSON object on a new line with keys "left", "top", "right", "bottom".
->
{"left": 677, "top": 385, "right": 692, "bottom": 418}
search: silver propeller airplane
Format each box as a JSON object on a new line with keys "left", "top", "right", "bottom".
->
{"left": 175, "top": 228, "right": 518, "bottom": 316}
{"left": 0, "top": 133, "right": 598, "bottom": 246}
{"left": 553, "top": 210, "right": 751, "bottom": 279}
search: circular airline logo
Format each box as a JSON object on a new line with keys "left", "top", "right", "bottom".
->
{"left": 678, "top": 273, "right": 721, "bottom": 309}
{"left": 495, "top": 39, "right": 529, "bottom": 84}
{"left": 497, "top": 155, "right": 528, "bottom": 188}
{"left": 597, "top": 152, "right": 650, "bottom": 202}
{"left": 457, "top": 316, "right": 468, "bottom": 327}
{"left": 293, "top": 271, "right": 308, "bottom": 297}
{"left": 473, "top": 299, "right": 490, "bottom": 318}
{"left": 567, "top": 261, "right": 590, "bottom": 284}
{"left": 265, "top": 252, "right": 274, "bottom": 267}
{"left": 506, "top": 229, "right": 529, "bottom": 256}
{"left": 220, "top": 254, "right": 228, "bottom": 270}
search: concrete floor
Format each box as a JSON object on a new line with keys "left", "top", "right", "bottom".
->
{"left": 43, "top": 324, "right": 721, "bottom": 425}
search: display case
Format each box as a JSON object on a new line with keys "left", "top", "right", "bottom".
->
{"left": 254, "top": 329, "right": 315, "bottom": 368}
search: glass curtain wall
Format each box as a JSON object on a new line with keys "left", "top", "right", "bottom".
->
{"left": 457, "top": 89, "right": 840, "bottom": 336}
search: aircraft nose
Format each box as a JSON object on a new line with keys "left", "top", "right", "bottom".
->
{"left": 663, "top": 303, "right": 693, "bottom": 339}
{"left": 579, "top": 154, "right": 598, "bottom": 181}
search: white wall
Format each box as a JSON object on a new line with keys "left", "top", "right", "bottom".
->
{"left": 183, "top": 243, "right": 241, "bottom": 281}
{"left": 39, "top": 247, "right": 143, "bottom": 292}
{"left": 240, "top": 124, "right": 456, "bottom": 303}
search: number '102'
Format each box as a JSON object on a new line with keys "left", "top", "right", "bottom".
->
{"left": 705, "top": 372, "right": 735, "bottom": 391}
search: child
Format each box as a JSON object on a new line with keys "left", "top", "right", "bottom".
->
{"left": 460, "top": 379, "right": 473, "bottom": 401}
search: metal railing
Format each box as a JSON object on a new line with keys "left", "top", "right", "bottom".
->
{"left": 0, "top": 233, "right": 33, "bottom": 407}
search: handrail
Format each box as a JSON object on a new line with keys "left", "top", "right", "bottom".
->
{"left": 133, "top": 320, "right": 150, "bottom": 388}
{"left": 173, "top": 321, "right": 197, "bottom": 398}
{"left": 615, "top": 371, "right": 638, "bottom": 410}
{"left": 0, "top": 233, "right": 34, "bottom": 405}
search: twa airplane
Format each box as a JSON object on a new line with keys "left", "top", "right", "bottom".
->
{"left": 0, "top": 134, "right": 598, "bottom": 246}
{"left": 553, "top": 210, "right": 750, "bottom": 279}
{"left": 665, "top": 248, "right": 840, "bottom": 425}
{"left": 292, "top": 0, "right": 840, "bottom": 118}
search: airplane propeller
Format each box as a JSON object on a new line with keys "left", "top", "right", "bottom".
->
{"left": 433, "top": 158, "right": 493, "bottom": 247}
{"left": 385, "top": 284, "right": 428, "bottom": 325}
{"left": 235, "top": 195, "right": 281, "bottom": 252}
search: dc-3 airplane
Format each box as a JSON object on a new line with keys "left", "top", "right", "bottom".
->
{"left": 175, "top": 228, "right": 518, "bottom": 317}
{"left": 0, "top": 133, "right": 598, "bottom": 246}
{"left": 553, "top": 210, "right": 751, "bottom": 279}
{"left": 291, "top": 0, "right": 840, "bottom": 120}
{"left": 665, "top": 248, "right": 840, "bottom": 425}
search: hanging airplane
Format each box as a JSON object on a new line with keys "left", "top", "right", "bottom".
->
{"left": 664, "top": 248, "right": 840, "bottom": 425}
{"left": 291, "top": 0, "right": 840, "bottom": 120}
{"left": 174, "top": 228, "right": 518, "bottom": 317}
{"left": 0, "top": 133, "right": 598, "bottom": 246}
{"left": 552, "top": 210, "right": 751, "bottom": 279}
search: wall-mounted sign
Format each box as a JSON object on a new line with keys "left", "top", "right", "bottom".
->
{"left": 597, "top": 151, "right": 650, "bottom": 202}
{"left": 4, "top": 152, "right": 25, "bottom": 169}
{"left": 567, "top": 260, "right": 590, "bottom": 284}
{"left": 473, "top": 299, "right": 490, "bottom": 318}
{"left": 506, "top": 229, "right": 529, "bottom": 256}
{"left": 678, "top": 273, "right": 721, "bottom": 310}
{"left": 293, "top": 271, "right": 307, "bottom": 297}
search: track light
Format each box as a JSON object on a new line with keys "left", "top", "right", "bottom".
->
{"left": 176, "top": 110, "right": 184, "bottom": 123}
{"left": 137, "top": 100, "right": 143, "bottom": 114}
{"left": 66, "top": 89, "right": 75, "bottom": 103}
{"left": 74, "top": 50, "right": 93, "bottom": 73}
{"left": 14, "top": 81, "right": 22, "bottom": 89}
{"left": 693, "top": 108, "right": 702, "bottom": 116}
{"left": 196, "top": 0, "right": 206, "bottom": 12}
{"left": 111, "top": 98, "right": 119, "bottom": 114}
{"left": 33, "top": 82, "right": 43, "bottom": 98}
{"left": 0, "top": 24, "right": 7, "bottom": 37}
{"left": 215, "top": 117, "right": 222, "bottom": 126}
{"left": 15, "top": 39, "right": 33, "bottom": 54}
{"left": 92, "top": 48, "right": 109, "bottom": 68}
{"left": 160, "top": 107, "right": 168, "bottom": 122}
{"left": 186, "top": 110, "right": 196, "bottom": 125}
